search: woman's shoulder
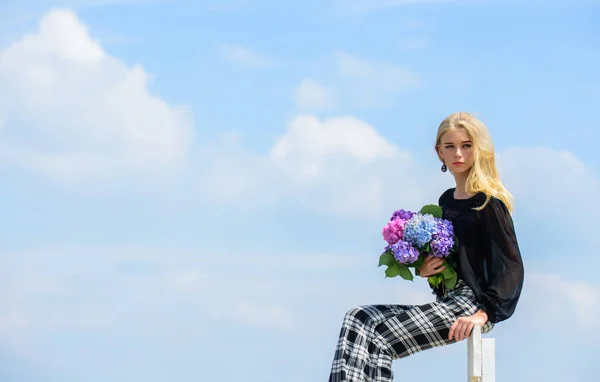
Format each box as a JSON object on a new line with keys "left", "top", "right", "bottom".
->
{"left": 480, "top": 194, "right": 510, "bottom": 213}
{"left": 438, "top": 188, "right": 454, "bottom": 205}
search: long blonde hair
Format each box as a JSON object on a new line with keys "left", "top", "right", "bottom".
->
{"left": 434, "top": 112, "right": 514, "bottom": 213}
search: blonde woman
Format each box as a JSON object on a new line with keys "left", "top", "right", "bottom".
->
{"left": 327, "top": 112, "right": 524, "bottom": 382}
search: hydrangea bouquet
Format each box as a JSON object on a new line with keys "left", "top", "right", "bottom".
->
{"left": 378, "top": 204, "right": 458, "bottom": 291}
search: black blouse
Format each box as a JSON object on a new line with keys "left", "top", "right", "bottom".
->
{"left": 436, "top": 188, "right": 525, "bottom": 324}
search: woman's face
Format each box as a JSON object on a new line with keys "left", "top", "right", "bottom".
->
{"left": 438, "top": 129, "right": 474, "bottom": 174}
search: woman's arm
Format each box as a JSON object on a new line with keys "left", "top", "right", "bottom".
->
{"left": 449, "top": 197, "right": 524, "bottom": 341}
{"left": 477, "top": 197, "right": 525, "bottom": 323}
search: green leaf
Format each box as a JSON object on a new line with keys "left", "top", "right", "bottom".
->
{"left": 419, "top": 204, "right": 443, "bottom": 218}
{"left": 428, "top": 275, "right": 442, "bottom": 287}
{"left": 444, "top": 275, "right": 458, "bottom": 289}
{"left": 412, "top": 255, "right": 425, "bottom": 270}
{"left": 440, "top": 261, "right": 458, "bottom": 289}
{"left": 396, "top": 264, "right": 414, "bottom": 281}
{"left": 385, "top": 263, "right": 400, "bottom": 278}
{"left": 378, "top": 252, "right": 395, "bottom": 267}
{"left": 440, "top": 266, "right": 456, "bottom": 280}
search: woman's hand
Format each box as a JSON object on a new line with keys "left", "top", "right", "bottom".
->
{"left": 448, "top": 310, "right": 488, "bottom": 342}
{"left": 417, "top": 255, "right": 445, "bottom": 277}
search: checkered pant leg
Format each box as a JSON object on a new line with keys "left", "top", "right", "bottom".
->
{"left": 327, "top": 282, "right": 494, "bottom": 382}
{"left": 328, "top": 304, "right": 412, "bottom": 382}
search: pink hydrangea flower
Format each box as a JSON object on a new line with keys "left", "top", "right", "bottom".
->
{"left": 382, "top": 218, "right": 407, "bottom": 246}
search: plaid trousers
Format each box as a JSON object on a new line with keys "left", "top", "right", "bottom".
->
{"left": 327, "top": 280, "right": 494, "bottom": 382}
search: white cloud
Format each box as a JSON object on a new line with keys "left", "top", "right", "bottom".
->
{"left": 335, "top": 51, "right": 420, "bottom": 107}
{"left": 0, "top": 247, "right": 371, "bottom": 342}
{"left": 501, "top": 146, "right": 598, "bottom": 209}
{"left": 290, "top": 52, "right": 419, "bottom": 111}
{"left": 217, "top": 43, "right": 273, "bottom": 68}
{"left": 199, "top": 113, "right": 439, "bottom": 217}
{"left": 525, "top": 272, "right": 599, "bottom": 328}
{"left": 197, "top": 131, "right": 284, "bottom": 206}
{"left": 1, "top": 244, "right": 598, "bottom": 381}
{"left": 293, "top": 78, "right": 336, "bottom": 111}
{"left": 0, "top": 9, "right": 193, "bottom": 180}
{"left": 269, "top": 114, "right": 400, "bottom": 179}
{"left": 497, "top": 146, "right": 599, "bottom": 245}
{"left": 196, "top": 90, "right": 600, "bottom": 224}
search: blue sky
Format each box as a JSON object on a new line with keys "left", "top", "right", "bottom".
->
{"left": 0, "top": 1, "right": 599, "bottom": 381}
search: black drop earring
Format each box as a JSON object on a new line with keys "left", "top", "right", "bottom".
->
{"left": 441, "top": 163, "right": 447, "bottom": 172}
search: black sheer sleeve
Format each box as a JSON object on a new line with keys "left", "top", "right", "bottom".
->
{"left": 478, "top": 197, "right": 525, "bottom": 323}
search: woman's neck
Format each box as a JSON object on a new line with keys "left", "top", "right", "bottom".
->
{"left": 453, "top": 172, "right": 471, "bottom": 199}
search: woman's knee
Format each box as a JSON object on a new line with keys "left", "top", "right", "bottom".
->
{"left": 343, "top": 306, "right": 372, "bottom": 325}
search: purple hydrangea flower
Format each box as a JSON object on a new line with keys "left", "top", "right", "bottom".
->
{"left": 390, "top": 209, "right": 415, "bottom": 221}
{"left": 391, "top": 240, "right": 420, "bottom": 264}
{"left": 430, "top": 218, "right": 455, "bottom": 257}
{"left": 402, "top": 213, "right": 438, "bottom": 248}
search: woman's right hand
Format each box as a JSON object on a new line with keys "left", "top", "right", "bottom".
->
{"left": 418, "top": 255, "right": 446, "bottom": 277}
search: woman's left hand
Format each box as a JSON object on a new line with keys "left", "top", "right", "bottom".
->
{"left": 448, "top": 310, "right": 488, "bottom": 342}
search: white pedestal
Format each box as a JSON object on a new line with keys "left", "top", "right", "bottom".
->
{"left": 467, "top": 324, "right": 496, "bottom": 382}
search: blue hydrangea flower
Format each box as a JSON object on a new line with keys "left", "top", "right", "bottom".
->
{"left": 402, "top": 213, "right": 438, "bottom": 248}
{"left": 391, "top": 240, "right": 420, "bottom": 264}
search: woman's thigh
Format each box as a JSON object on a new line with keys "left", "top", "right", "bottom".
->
{"left": 373, "top": 294, "right": 493, "bottom": 359}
